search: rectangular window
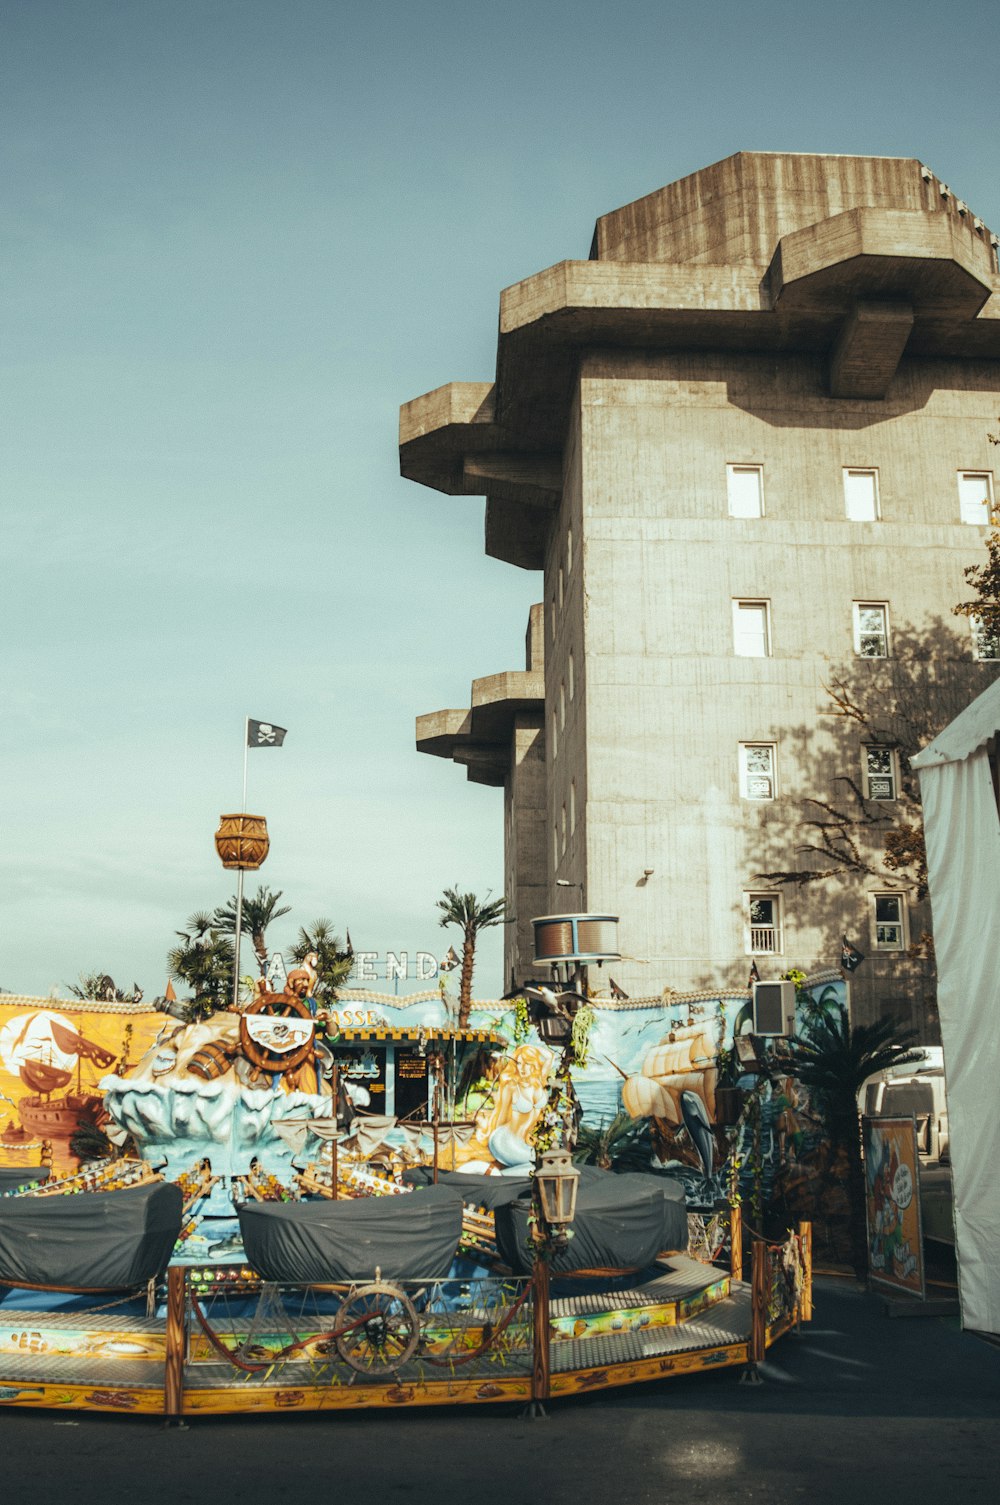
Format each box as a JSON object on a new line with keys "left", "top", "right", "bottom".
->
{"left": 733, "top": 600, "right": 771, "bottom": 657}
{"left": 958, "top": 471, "right": 994, "bottom": 525}
{"left": 550, "top": 708, "right": 558, "bottom": 760}
{"left": 559, "top": 681, "right": 566, "bottom": 730}
{"left": 853, "top": 602, "right": 889, "bottom": 658}
{"left": 566, "top": 525, "right": 573, "bottom": 575}
{"left": 747, "top": 893, "right": 782, "bottom": 955}
{"left": 864, "top": 746, "right": 897, "bottom": 800}
{"left": 844, "top": 468, "right": 880, "bottom": 521}
{"left": 971, "top": 615, "right": 1000, "bottom": 660}
{"left": 739, "top": 743, "right": 776, "bottom": 800}
{"left": 570, "top": 779, "right": 576, "bottom": 835}
{"left": 727, "top": 464, "right": 764, "bottom": 519}
{"left": 568, "top": 649, "right": 575, "bottom": 701}
{"left": 560, "top": 803, "right": 567, "bottom": 855}
{"left": 558, "top": 564, "right": 565, "bottom": 609}
{"left": 873, "top": 893, "right": 906, "bottom": 950}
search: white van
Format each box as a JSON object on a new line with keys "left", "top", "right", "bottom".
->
{"left": 860, "top": 1046, "right": 954, "bottom": 1246}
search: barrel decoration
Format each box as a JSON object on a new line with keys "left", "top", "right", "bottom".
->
{"left": 187, "top": 1042, "right": 238, "bottom": 1081}
{"left": 214, "top": 813, "right": 269, "bottom": 871}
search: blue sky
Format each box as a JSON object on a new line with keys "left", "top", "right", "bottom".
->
{"left": 3, "top": 0, "right": 998, "bottom": 999}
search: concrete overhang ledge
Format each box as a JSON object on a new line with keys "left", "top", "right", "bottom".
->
{"left": 401, "top": 222, "right": 999, "bottom": 486}
{"left": 416, "top": 670, "right": 543, "bottom": 771}
{"left": 767, "top": 207, "right": 995, "bottom": 317}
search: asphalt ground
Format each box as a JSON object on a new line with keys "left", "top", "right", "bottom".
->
{"left": 1, "top": 1275, "right": 997, "bottom": 1505}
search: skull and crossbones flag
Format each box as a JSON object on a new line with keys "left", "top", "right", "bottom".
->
{"left": 841, "top": 936, "right": 865, "bottom": 973}
{"left": 248, "top": 720, "right": 287, "bottom": 747}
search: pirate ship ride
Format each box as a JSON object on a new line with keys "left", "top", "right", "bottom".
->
{"left": 0, "top": 964, "right": 813, "bottom": 1417}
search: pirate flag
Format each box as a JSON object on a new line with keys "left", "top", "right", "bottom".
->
{"left": 748, "top": 958, "right": 761, "bottom": 987}
{"left": 439, "top": 945, "right": 461, "bottom": 973}
{"left": 841, "top": 936, "right": 865, "bottom": 973}
{"left": 248, "top": 719, "right": 287, "bottom": 747}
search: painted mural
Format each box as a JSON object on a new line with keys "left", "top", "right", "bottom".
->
{"left": 0, "top": 1001, "right": 163, "bottom": 1177}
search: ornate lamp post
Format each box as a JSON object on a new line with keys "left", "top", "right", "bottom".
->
{"left": 214, "top": 813, "right": 269, "bottom": 1008}
{"left": 535, "top": 1145, "right": 580, "bottom": 1228}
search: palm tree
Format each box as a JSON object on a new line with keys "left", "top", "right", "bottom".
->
{"left": 573, "top": 1112, "right": 648, "bottom": 1172}
{"left": 213, "top": 886, "right": 291, "bottom": 976}
{"left": 436, "top": 888, "right": 506, "bottom": 1028}
{"left": 168, "top": 911, "right": 234, "bottom": 1018}
{"left": 785, "top": 1003, "right": 919, "bottom": 1278}
{"left": 290, "top": 920, "right": 354, "bottom": 1001}
{"left": 66, "top": 972, "right": 141, "bottom": 1002}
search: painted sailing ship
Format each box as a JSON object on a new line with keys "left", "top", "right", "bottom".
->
{"left": 11, "top": 1017, "right": 117, "bottom": 1142}
{"left": 620, "top": 1016, "right": 723, "bottom": 1177}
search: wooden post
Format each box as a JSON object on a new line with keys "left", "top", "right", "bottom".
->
{"left": 797, "top": 1219, "right": 813, "bottom": 1323}
{"left": 531, "top": 1258, "right": 551, "bottom": 1407}
{"left": 331, "top": 1064, "right": 339, "bottom": 1200}
{"left": 750, "top": 1238, "right": 768, "bottom": 1366}
{"left": 432, "top": 1065, "right": 440, "bottom": 1185}
{"left": 730, "top": 1201, "right": 743, "bottom": 1283}
{"left": 164, "top": 1265, "right": 187, "bottom": 1421}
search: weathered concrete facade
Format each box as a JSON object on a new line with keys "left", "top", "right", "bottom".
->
{"left": 416, "top": 605, "right": 546, "bottom": 987}
{"left": 403, "top": 154, "right": 1000, "bottom": 1036}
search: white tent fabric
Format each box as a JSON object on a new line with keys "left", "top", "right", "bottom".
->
{"left": 911, "top": 674, "right": 1000, "bottom": 769}
{"left": 914, "top": 678, "right": 1000, "bottom": 1335}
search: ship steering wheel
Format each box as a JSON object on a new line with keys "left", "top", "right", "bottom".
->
{"left": 239, "top": 993, "right": 316, "bottom": 1077}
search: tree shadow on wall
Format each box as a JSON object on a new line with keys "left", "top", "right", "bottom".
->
{"left": 742, "top": 616, "right": 1000, "bottom": 1039}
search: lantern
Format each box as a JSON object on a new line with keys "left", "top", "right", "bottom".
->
{"left": 214, "top": 813, "right": 270, "bottom": 871}
{"left": 535, "top": 1146, "right": 580, "bottom": 1228}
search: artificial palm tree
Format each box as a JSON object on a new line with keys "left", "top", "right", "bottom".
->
{"left": 785, "top": 1003, "right": 919, "bottom": 1278}
{"left": 168, "top": 911, "right": 234, "bottom": 1018}
{"left": 213, "top": 886, "right": 291, "bottom": 975}
{"left": 436, "top": 887, "right": 506, "bottom": 1028}
{"left": 66, "top": 972, "right": 141, "bottom": 1002}
{"left": 290, "top": 920, "right": 354, "bottom": 1000}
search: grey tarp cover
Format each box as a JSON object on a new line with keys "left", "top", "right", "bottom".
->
{"left": 0, "top": 1166, "right": 50, "bottom": 1193}
{"left": 0, "top": 1181, "right": 183, "bottom": 1290}
{"left": 402, "top": 1167, "right": 533, "bottom": 1210}
{"left": 494, "top": 1172, "right": 688, "bottom": 1274}
{"left": 239, "top": 1182, "right": 464, "bottom": 1282}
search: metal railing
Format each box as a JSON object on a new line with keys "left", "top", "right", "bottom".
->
{"left": 750, "top": 927, "right": 779, "bottom": 953}
{"left": 155, "top": 1212, "right": 813, "bottom": 1418}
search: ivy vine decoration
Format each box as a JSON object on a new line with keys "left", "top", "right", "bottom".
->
{"left": 569, "top": 1002, "right": 595, "bottom": 1068}
{"left": 512, "top": 996, "right": 531, "bottom": 1045}
{"left": 526, "top": 1199, "right": 573, "bottom": 1259}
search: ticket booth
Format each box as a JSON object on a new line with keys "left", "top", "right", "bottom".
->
{"left": 329, "top": 1025, "right": 504, "bottom": 1119}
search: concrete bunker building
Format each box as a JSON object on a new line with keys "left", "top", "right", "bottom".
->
{"left": 400, "top": 153, "right": 1000, "bottom": 1037}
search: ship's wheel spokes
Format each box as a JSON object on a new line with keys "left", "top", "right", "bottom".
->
{"left": 334, "top": 1281, "right": 420, "bottom": 1375}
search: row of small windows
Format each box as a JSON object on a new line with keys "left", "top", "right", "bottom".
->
{"left": 738, "top": 743, "right": 899, "bottom": 803}
{"left": 550, "top": 649, "right": 575, "bottom": 758}
{"left": 732, "top": 599, "right": 1000, "bottom": 661}
{"left": 747, "top": 892, "right": 906, "bottom": 955}
{"left": 550, "top": 525, "right": 574, "bottom": 643}
{"left": 727, "top": 464, "right": 995, "bottom": 525}
{"left": 553, "top": 780, "right": 577, "bottom": 862}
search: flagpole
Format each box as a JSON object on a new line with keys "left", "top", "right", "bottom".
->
{"left": 232, "top": 717, "right": 248, "bottom": 1010}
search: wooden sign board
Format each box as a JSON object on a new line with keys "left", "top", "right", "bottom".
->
{"left": 863, "top": 1115, "right": 925, "bottom": 1300}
